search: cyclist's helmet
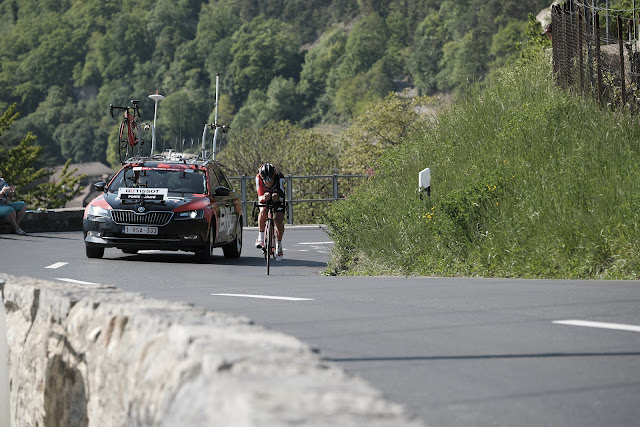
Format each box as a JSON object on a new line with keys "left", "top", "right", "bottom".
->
{"left": 259, "top": 163, "right": 276, "bottom": 180}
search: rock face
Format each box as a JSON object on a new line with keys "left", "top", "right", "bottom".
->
{"left": 0, "top": 274, "right": 424, "bottom": 427}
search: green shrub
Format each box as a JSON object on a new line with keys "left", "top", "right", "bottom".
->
{"left": 326, "top": 50, "right": 640, "bottom": 279}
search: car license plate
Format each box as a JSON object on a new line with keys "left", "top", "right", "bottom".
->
{"left": 124, "top": 226, "right": 158, "bottom": 235}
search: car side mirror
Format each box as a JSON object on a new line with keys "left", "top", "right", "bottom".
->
{"left": 94, "top": 181, "right": 107, "bottom": 192}
{"left": 214, "top": 186, "right": 231, "bottom": 197}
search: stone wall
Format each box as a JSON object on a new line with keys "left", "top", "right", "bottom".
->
{"left": 0, "top": 208, "right": 84, "bottom": 234}
{"left": 0, "top": 274, "right": 424, "bottom": 427}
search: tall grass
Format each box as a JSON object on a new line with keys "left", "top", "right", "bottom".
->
{"left": 325, "top": 51, "right": 640, "bottom": 278}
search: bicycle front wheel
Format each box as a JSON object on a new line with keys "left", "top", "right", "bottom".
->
{"left": 118, "top": 120, "right": 131, "bottom": 163}
{"left": 266, "top": 219, "right": 274, "bottom": 275}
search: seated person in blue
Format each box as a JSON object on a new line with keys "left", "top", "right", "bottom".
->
{"left": 0, "top": 169, "right": 27, "bottom": 235}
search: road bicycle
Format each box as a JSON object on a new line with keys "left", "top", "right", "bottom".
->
{"left": 110, "top": 100, "right": 145, "bottom": 164}
{"left": 254, "top": 200, "right": 279, "bottom": 275}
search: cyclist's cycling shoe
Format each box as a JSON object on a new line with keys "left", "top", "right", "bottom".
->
{"left": 255, "top": 239, "right": 263, "bottom": 249}
{"left": 276, "top": 250, "right": 284, "bottom": 261}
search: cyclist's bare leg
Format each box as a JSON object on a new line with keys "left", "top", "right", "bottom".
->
{"left": 255, "top": 207, "right": 267, "bottom": 247}
{"left": 258, "top": 207, "right": 267, "bottom": 232}
{"left": 275, "top": 212, "right": 285, "bottom": 240}
{"left": 275, "top": 211, "right": 285, "bottom": 256}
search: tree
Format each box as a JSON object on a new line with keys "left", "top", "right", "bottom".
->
{"left": 410, "top": 10, "right": 450, "bottom": 95}
{"left": 297, "top": 27, "right": 347, "bottom": 122}
{"left": 218, "top": 120, "right": 341, "bottom": 224}
{"left": 489, "top": 19, "right": 527, "bottom": 70}
{"left": 339, "top": 92, "right": 435, "bottom": 174}
{"left": 437, "top": 29, "right": 489, "bottom": 92}
{"left": 0, "top": 104, "right": 85, "bottom": 209}
{"left": 229, "top": 16, "right": 302, "bottom": 105}
{"left": 335, "top": 12, "right": 388, "bottom": 79}
{"left": 220, "top": 120, "right": 340, "bottom": 176}
{"left": 334, "top": 57, "right": 395, "bottom": 116}
{"left": 231, "top": 77, "right": 299, "bottom": 130}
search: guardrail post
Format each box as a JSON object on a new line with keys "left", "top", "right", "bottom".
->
{"left": 333, "top": 174, "right": 339, "bottom": 200}
{"left": 287, "top": 174, "right": 293, "bottom": 225}
{"left": 241, "top": 175, "right": 247, "bottom": 226}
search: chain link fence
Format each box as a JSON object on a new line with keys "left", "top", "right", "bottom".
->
{"left": 552, "top": 0, "right": 640, "bottom": 109}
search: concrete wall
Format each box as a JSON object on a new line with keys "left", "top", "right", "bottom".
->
{"left": 0, "top": 274, "right": 424, "bottom": 427}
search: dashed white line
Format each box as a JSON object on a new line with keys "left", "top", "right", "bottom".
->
{"left": 45, "top": 262, "right": 68, "bottom": 269}
{"left": 298, "top": 241, "right": 333, "bottom": 245}
{"left": 55, "top": 278, "right": 100, "bottom": 285}
{"left": 553, "top": 319, "right": 640, "bottom": 333}
{"left": 211, "top": 293, "right": 313, "bottom": 301}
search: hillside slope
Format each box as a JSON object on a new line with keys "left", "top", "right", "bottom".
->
{"left": 0, "top": 0, "right": 550, "bottom": 169}
{"left": 326, "top": 49, "right": 640, "bottom": 279}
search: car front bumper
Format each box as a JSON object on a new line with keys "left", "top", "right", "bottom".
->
{"left": 83, "top": 216, "right": 209, "bottom": 252}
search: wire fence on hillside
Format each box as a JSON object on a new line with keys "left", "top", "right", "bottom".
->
{"left": 552, "top": 0, "right": 640, "bottom": 110}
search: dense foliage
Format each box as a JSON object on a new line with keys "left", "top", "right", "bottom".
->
{"left": 0, "top": 104, "right": 84, "bottom": 209}
{"left": 0, "top": 0, "right": 549, "bottom": 171}
{"left": 325, "top": 48, "right": 640, "bottom": 279}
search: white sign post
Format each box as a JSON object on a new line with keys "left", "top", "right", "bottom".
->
{"left": 419, "top": 167, "right": 431, "bottom": 197}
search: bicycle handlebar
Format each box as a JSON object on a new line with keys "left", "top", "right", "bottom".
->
{"left": 252, "top": 200, "right": 283, "bottom": 218}
{"left": 254, "top": 200, "right": 282, "bottom": 209}
{"left": 209, "top": 123, "right": 230, "bottom": 133}
{"left": 109, "top": 101, "right": 141, "bottom": 118}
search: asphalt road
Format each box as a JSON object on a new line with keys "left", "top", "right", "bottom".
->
{"left": 2, "top": 228, "right": 640, "bottom": 426}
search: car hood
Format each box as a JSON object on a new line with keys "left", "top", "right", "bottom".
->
{"left": 100, "top": 191, "right": 209, "bottom": 212}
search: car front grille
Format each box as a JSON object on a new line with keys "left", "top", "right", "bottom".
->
{"left": 111, "top": 210, "right": 173, "bottom": 226}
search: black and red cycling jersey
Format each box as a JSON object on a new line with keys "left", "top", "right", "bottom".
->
{"left": 256, "top": 171, "right": 285, "bottom": 200}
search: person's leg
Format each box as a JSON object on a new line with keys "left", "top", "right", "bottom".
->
{"left": 6, "top": 202, "right": 27, "bottom": 234}
{"left": 12, "top": 201, "right": 26, "bottom": 226}
{"left": 275, "top": 212, "right": 285, "bottom": 256}
{"left": 255, "top": 207, "right": 267, "bottom": 247}
{"left": 274, "top": 212, "right": 285, "bottom": 240}
{"left": 0, "top": 206, "right": 14, "bottom": 231}
{"left": 4, "top": 210, "right": 18, "bottom": 231}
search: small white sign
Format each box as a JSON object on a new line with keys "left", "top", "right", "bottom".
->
{"left": 118, "top": 187, "right": 168, "bottom": 201}
{"left": 419, "top": 168, "right": 431, "bottom": 190}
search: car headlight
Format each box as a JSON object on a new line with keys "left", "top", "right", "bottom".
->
{"left": 176, "top": 209, "right": 204, "bottom": 220}
{"left": 87, "top": 205, "right": 110, "bottom": 218}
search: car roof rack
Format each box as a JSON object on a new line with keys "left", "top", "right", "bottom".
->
{"left": 121, "top": 150, "right": 228, "bottom": 168}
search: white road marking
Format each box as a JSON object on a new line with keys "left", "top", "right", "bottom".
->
{"left": 45, "top": 262, "right": 68, "bottom": 269}
{"left": 298, "top": 241, "right": 333, "bottom": 245}
{"left": 211, "top": 293, "right": 313, "bottom": 301}
{"left": 55, "top": 278, "right": 99, "bottom": 285}
{"left": 553, "top": 319, "right": 640, "bottom": 333}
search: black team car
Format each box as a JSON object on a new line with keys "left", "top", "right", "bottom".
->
{"left": 83, "top": 155, "right": 243, "bottom": 260}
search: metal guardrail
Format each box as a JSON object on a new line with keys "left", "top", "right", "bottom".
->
{"left": 228, "top": 174, "right": 366, "bottom": 226}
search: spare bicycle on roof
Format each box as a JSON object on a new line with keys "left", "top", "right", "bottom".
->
{"left": 110, "top": 100, "right": 147, "bottom": 164}
{"left": 110, "top": 74, "right": 228, "bottom": 165}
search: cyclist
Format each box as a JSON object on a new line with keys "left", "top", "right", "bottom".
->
{"left": 255, "top": 163, "right": 285, "bottom": 259}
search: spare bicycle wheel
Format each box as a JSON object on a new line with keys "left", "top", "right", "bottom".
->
{"left": 118, "top": 121, "right": 130, "bottom": 163}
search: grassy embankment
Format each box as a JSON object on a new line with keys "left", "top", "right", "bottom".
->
{"left": 325, "top": 52, "right": 640, "bottom": 279}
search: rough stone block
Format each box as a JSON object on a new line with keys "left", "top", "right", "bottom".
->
{"left": 0, "top": 274, "right": 424, "bottom": 427}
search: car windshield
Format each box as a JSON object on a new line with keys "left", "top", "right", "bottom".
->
{"left": 108, "top": 167, "right": 206, "bottom": 194}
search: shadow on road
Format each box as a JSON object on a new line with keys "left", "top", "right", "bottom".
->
{"left": 0, "top": 233, "right": 80, "bottom": 241}
{"left": 328, "top": 352, "right": 640, "bottom": 362}
{"left": 105, "top": 251, "right": 328, "bottom": 268}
